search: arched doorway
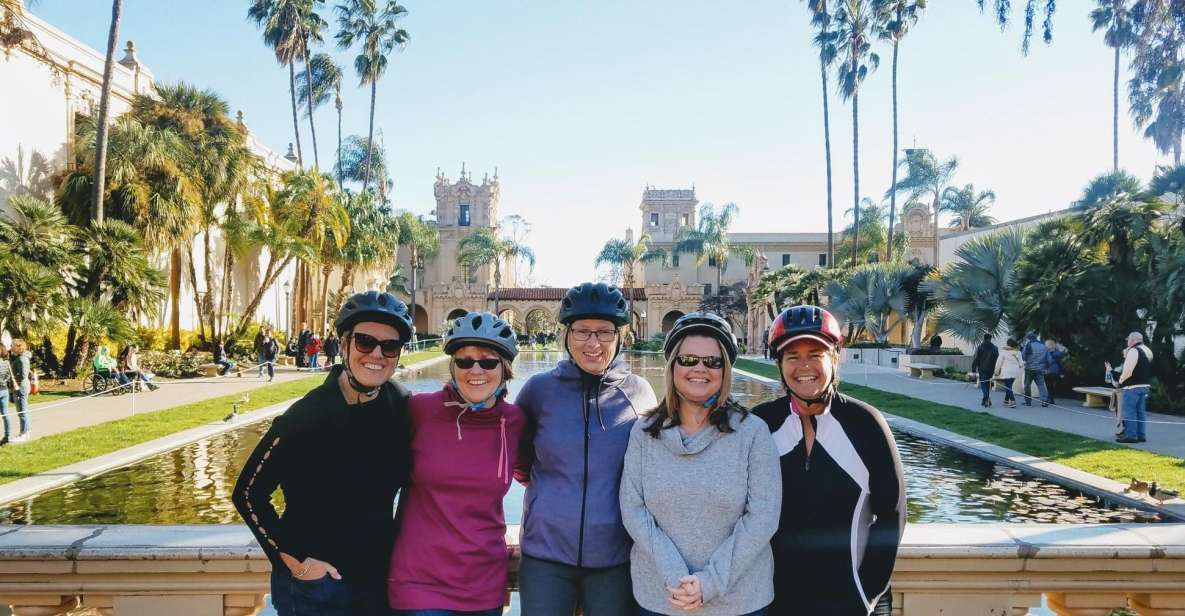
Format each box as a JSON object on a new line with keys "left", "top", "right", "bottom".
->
{"left": 412, "top": 305, "right": 430, "bottom": 334}
{"left": 525, "top": 307, "right": 557, "bottom": 335}
{"left": 661, "top": 310, "right": 685, "bottom": 333}
{"left": 498, "top": 308, "right": 521, "bottom": 332}
{"left": 443, "top": 308, "right": 469, "bottom": 334}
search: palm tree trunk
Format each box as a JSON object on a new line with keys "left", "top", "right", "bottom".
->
{"left": 493, "top": 260, "right": 502, "bottom": 314}
{"left": 335, "top": 263, "right": 356, "bottom": 316}
{"left": 320, "top": 262, "right": 332, "bottom": 335}
{"left": 716, "top": 265, "right": 723, "bottom": 314}
{"left": 303, "top": 48, "right": 320, "bottom": 170}
{"left": 90, "top": 0, "right": 123, "bottom": 226}
{"left": 852, "top": 87, "right": 861, "bottom": 267}
{"left": 170, "top": 247, "right": 182, "bottom": 349}
{"left": 821, "top": 48, "right": 834, "bottom": 269}
{"left": 888, "top": 39, "right": 900, "bottom": 263}
{"left": 1112, "top": 43, "right": 1120, "bottom": 172}
{"left": 187, "top": 255, "right": 207, "bottom": 343}
{"left": 336, "top": 92, "right": 344, "bottom": 188}
{"left": 203, "top": 228, "right": 215, "bottom": 340}
{"left": 288, "top": 61, "right": 304, "bottom": 169}
{"left": 363, "top": 79, "right": 377, "bottom": 192}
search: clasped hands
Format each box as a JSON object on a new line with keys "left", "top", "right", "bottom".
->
{"left": 666, "top": 574, "right": 704, "bottom": 612}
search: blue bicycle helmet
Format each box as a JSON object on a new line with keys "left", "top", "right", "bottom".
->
{"left": 558, "top": 282, "right": 630, "bottom": 326}
{"left": 663, "top": 312, "right": 739, "bottom": 363}
{"left": 445, "top": 311, "right": 519, "bottom": 360}
{"left": 335, "top": 290, "right": 413, "bottom": 341}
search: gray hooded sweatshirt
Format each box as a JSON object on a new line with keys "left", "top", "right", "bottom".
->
{"left": 620, "top": 405, "right": 781, "bottom": 615}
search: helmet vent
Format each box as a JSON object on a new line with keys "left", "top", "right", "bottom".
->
{"left": 472, "top": 315, "right": 483, "bottom": 328}
{"left": 378, "top": 295, "right": 388, "bottom": 306}
{"left": 500, "top": 326, "right": 512, "bottom": 338}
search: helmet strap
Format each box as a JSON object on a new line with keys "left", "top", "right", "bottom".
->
{"left": 779, "top": 360, "right": 838, "bottom": 409}
{"left": 341, "top": 333, "right": 383, "bottom": 398}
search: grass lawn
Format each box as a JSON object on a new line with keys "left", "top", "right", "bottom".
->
{"left": 735, "top": 358, "right": 1185, "bottom": 494}
{"left": 0, "top": 349, "right": 445, "bottom": 487}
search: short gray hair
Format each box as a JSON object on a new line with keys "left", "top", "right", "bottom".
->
{"left": 1128, "top": 331, "right": 1144, "bottom": 345}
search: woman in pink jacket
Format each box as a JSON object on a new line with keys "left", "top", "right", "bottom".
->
{"left": 387, "top": 312, "right": 526, "bottom": 615}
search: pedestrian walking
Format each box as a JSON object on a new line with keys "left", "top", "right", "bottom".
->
{"left": 305, "top": 333, "right": 322, "bottom": 370}
{"left": 1107, "top": 332, "right": 1154, "bottom": 444}
{"left": 261, "top": 333, "right": 279, "bottom": 382}
{"left": 0, "top": 343, "right": 12, "bottom": 446}
{"left": 970, "top": 333, "right": 999, "bottom": 408}
{"left": 296, "top": 322, "right": 311, "bottom": 368}
{"left": 1020, "top": 332, "right": 1050, "bottom": 407}
{"left": 324, "top": 333, "right": 340, "bottom": 367}
{"left": 994, "top": 339, "right": 1024, "bottom": 408}
{"left": 254, "top": 326, "right": 272, "bottom": 378}
{"left": 1044, "top": 339, "right": 1066, "bottom": 404}
{"left": 9, "top": 339, "right": 32, "bottom": 442}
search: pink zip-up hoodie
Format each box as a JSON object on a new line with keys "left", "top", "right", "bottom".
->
{"left": 387, "top": 386, "right": 527, "bottom": 611}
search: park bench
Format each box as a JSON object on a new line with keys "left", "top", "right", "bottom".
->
{"left": 198, "top": 363, "right": 242, "bottom": 378}
{"left": 1073, "top": 386, "right": 1115, "bottom": 408}
{"left": 908, "top": 362, "right": 942, "bottom": 379}
{"left": 276, "top": 356, "right": 294, "bottom": 367}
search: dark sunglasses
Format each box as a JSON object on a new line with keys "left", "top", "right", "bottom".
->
{"left": 675, "top": 354, "right": 725, "bottom": 369}
{"left": 455, "top": 357, "right": 501, "bottom": 370}
{"left": 351, "top": 332, "right": 402, "bottom": 358}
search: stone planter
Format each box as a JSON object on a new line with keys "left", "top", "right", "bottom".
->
{"left": 842, "top": 347, "right": 906, "bottom": 368}
{"left": 900, "top": 353, "right": 973, "bottom": 373}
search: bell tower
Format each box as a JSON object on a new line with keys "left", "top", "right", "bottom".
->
{"left": 639, "top": 186, "right": 697, "bottom": 242}
{"left": 430, "top": 164, "right": 501, "bottom": 286}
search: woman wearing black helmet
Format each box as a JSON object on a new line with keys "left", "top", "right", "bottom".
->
{"left": 515, "top": 282, "right": 658, "bottom": 615}
{"left": 233, "top": 290, "right": 414, "bottom": 616}
{"left": 621, "top": 312, "right": 781, "bottom": 616}
{"left": 387, "top": 311, "right": 527, "bottom": 615}
{"left": 751, "top": 305, "right": 905, "bottom": 616}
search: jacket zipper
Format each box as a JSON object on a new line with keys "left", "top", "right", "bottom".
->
{"left": 804, "top": 415, "right": 816, "bottom": 472}
{"left": 576, "top": 383, "right": 591, "bottom": 567}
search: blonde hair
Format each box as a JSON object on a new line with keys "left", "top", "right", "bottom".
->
{"left": 643, "top": 336, "right": 740, "bottom": 438}
{"left": 447, "top": 348, "right": 514, "bottom": 388}
{"left": 10, "top": 339, "right": 27, "bottom": 355}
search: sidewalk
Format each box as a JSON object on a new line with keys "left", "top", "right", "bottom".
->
{"left": 739, "top": 355, "right": 1185, "bottom": 459}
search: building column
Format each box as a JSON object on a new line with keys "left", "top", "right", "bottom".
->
{"left": 1046, "top": 592, "right": 1130, "bottom": 616}
{"left": 4, "top": 595, "right": 78, "bottom": 616}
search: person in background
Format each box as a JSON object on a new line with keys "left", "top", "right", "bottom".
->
{"left": 993, "top": 338, "right": 1024, "bottom": 409}
{"left": 1020, "top": 332, "right": 1050, "bottom": 407}
{"left": 123, "top": 344, "right": 160, "bottom": 391}
{"left": 254, "top": 326, "right": 272, "bottom": 378}
{"left": 261, "top": 332, "right": 279, "bottom": 382}
{"left": 213, "top": 341, "right": 236, "bottom": 377}
{"left": 93, "top": 346, "right": 131, "bottom": 388}
{"left": 9, "top": 339, "right": 33, "bottom": 443}
{"left": 324, "top": 333, "right": 341, "bottom": 368}
{"left": 970, "top": 333, "right": 999, "bottom": 408}
{"left": 1044, "top": 339, "right": 1066, "bottom": 405}
{"left": 305, "top": 333, "right": 322, "bottom": 371}
{"left": 0, "top": 343, "right": 12, "bottom": 446}
{"left": 297, "top": 322, "right": 312, "bottom": 368}
{"left": 1107, "top": 332, "right": 1154, "bottom": 444}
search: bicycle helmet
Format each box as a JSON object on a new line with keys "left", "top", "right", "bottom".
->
{"left": 663, "top": 312, "right": 739, "bottom": 363}
{"left": 335, "top": 290, "right": 413, "bottom": 341}
{"left": 558, "top": 282, "right": 630, "bottom": 326}
{"left": 445, "top": 311, "right": 519, "bottom": 360}
{"left": 768, "top": 305, "right": 844, "bottom": 357}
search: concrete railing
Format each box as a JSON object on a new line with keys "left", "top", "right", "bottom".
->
{"left": 0, "top": 524, "right": 1183, "bottom": 615}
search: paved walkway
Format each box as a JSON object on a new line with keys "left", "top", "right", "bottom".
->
{"left": 740, "top": 356, "right": 1185, "bottom": 459}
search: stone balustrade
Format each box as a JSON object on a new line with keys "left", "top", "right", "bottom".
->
{"left": 0, "top": 523, "right": 1183, "bottom": 615}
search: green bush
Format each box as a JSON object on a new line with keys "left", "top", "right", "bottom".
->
{"left": 137, "top": 350, "right": 212, "bottom": 378}
{"left": 907, "top": 347, "right": 967, "bottom": 356}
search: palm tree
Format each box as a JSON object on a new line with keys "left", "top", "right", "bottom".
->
{"left": 673, "top": 202, "right": 756, "bottom": 313}
{"left": 336, "top": 134, "right": 390, "bottom": 199}
{"left": 328, "top": 193, "right": 401, "bottom": 324}
{"left": 978, "top": 0, "right": 1058, "bottom": 55}
{"left": 805, "top": 0, "right": 838, "bottom": 268}
{"left": 887, "top": 148, "right": 958, "bottom": 265}
{"left": 898, "top": 261, "right": 936, "bottom": 349}
{"left": 248, "top": 0, "right": 324, "bottom": 169}
{"left": 297, "top": 53, "right": 345, "bottom": 184}
{"left": 872, "top": 0, "right": 925, "bottom": 262}
{"left": 1128, "top": 2, "right": 1185, "bottom": 165}
{"left": 335, "top": 0, "right": 409, "bottom": 193}
{"left": 396, "top": 211, "right": 439, "bottom": 340}
{"left": 940, "top": 184, "right": 997, "bottom": 231}
{"left": 594, "top": 231, "right": 667, "bottom": 334}
{"left": 920, "top": 228, "right": 1024, "bottom": 344}
{"left": 825, "top": 262, "right": 910, "bottom": 343}
{"left": 832, "top": 0, "right": 880, "bottom": 266}
{"left": 90, "top": 0, "right": 124, "bottom": 225}
{"left": 1074, "top": 170, "right": 1142, "bottom": 208}
{"left": 836, "top": 198, "right": 907, "bottom": 264}
{"left": 456, "top": 228, "right": 535, "bottom": 314}
{"left": 1091, "top": 1, "right": 1136, "bottom": 172}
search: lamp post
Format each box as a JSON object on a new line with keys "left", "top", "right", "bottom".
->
{"left": 640, "top": 311, "right": 647, "bottom": 340}
{"left": 283, "top": 281, "right": 292, "bottom": 338}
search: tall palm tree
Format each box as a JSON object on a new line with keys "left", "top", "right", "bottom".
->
{"left": 887, "top": 148, "right": 958, "bottom": 266}
{"left": 594, "top": 231, "right": 667, "bottom": 334}
{"left": 396, "top": 210, "right": 439, "bottom": 340}
{"left": 335, "top": 0, "right": 409, "bottom": 193}
{"left": 297, "top": 53, "right": 345, "bottom": 184}
{"left": 832, "top": 0, "right": 880, "bottom": 266}
{"left": 673, "top": 202, "right": 756, "bottom": 314}
{"left": 836, "top": 197, "right": 907, "bottom": 264}
{"left": 90, "top": 0, "right": 124, "bottom": 225}
{"left": 978, "top": 0, "right": 1058, "bottom": 55}
{"left": 1074, "top": 170, "right": 1142, "bottom": 208}
{"left": 248, "top": 0, "right": 323, "bottom": 169}
{"left": 940, "top": 184, "right": 997, "bottom": 231}
{"left": 456, "top": 228, "right": 535, "bottom": 314}
{"left": 1092, "top": 1, "right": 1136, "bottom": 172}
{"left": 336, "top": 134, "right": 390, "bottom": 200}
{"left": 1128, "top": 2, "right": 1185, "bottom": 165}
{"left": 805, "top": 0, "right": 838, "bottom": 268}
{"left": 872, "top": 0, "right": 924, "bottom": 262}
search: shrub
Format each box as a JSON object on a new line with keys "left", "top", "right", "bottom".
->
{"left": 137, "top": 350, "right": 212, "bottom": 379}
{"left": 907, "top": 347, "right": 966, "bottom": 356}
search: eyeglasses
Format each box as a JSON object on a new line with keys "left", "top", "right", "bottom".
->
{"left": 455, "top": 357, "right": 501, "bottom": 370}
{"left": 675, "top": 354, "right": 725, "bottom": 370}
{"left": 351, "top": 332, "right": 402, "bottom": 358}
{"left": 570, "top": 329, "right": 617, "bottom": 342}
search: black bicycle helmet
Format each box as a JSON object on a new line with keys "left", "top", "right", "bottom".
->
{"left": 445, "top": 311, "right": 519, "bottom": 360}
{"left": 663, "top": 312, "right": 739, "bottom": 363}
{"left": 335, "top": 290, "right": 413, "bottom": 341}
{"left": 558, "top": 282, "right": 630, "bottom": 326}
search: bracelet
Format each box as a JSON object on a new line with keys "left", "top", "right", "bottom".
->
{"left": 295, "top": 561, "right": 311, "bottom": 578}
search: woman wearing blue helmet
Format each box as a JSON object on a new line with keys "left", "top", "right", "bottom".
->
{"left": 515, "top": 282, "right": 658, "bottom": 615}
{"left": 234, "top": 290, "right": 414, "bottom": 616}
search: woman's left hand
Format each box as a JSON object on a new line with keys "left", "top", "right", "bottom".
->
{"left": 666, "top": 575, "right": 703, "bottom": 611}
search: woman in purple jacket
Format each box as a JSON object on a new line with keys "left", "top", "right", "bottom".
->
{"left": 515, "top": 282, "right": 658, "bottom": 615}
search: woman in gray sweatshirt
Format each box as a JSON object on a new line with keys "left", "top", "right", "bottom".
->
{"left": 620, "top": 313, "right": 781, "bottom": 616}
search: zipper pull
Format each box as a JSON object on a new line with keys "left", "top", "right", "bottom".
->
{"left": 804, "top": 455, "right": 811, "bottom": 472}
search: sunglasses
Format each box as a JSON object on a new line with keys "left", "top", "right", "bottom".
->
{"left": 352, "top": 332, "right": 403, "bottom": 358}
{"left": 455, "top": 357, "right": 502, "bottom": 370}
{"left": 675, "top": 354, "right": 725, "bottom": 370}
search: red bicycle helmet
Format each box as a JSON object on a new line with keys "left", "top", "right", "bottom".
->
{"left": 768, "top": 305, "right": 843, "bottom": 357}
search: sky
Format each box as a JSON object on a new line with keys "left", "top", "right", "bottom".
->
{"left": 31, "top": 0, "right": 1169, "bottom": 287}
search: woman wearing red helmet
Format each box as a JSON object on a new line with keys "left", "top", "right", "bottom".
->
{"left": 751, "top": 305, "right": 905, "bottom": 616}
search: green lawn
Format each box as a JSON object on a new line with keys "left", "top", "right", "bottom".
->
{"left": 735, "top": 358, "right": 1185, "bottom": 493}
{"left": 0, "top": 349, "right": 445, "bottom": 487}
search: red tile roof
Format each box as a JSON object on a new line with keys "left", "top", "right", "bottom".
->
{"left": 487, "top": 287, "right": 647, "bottom": 301}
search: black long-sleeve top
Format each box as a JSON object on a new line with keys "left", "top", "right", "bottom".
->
{"left": 753, "top": 393, "right": 906, "bottom": 616}
{"left": 232, "top": 366, "right": 411, "bottom": 583}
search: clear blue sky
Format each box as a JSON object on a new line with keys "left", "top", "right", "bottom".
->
{"left": 32, "top": 0, "right": 1167, "bottom": 286}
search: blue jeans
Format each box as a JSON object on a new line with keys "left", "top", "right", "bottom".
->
{"left": 1001, "top": 378, "right": 1016, "bottom": 403}
{"left": 518, "top": 555, "right": 635, "bottom": 616}
{"left": 216, "top": 359, "right": 234, "bottom": 375}
{"left": 978, "top": 378, "right": 992, "bottom": 404}
{"left": 1023, "top": 370, "right": 1048, "bottom": 405}
{"left": 308, "top": 353, "right": 319, "bottom": 369}
{"left": 13, "top": 381, "right": 29, "bottom": 434}
{"left": 0, "top": 388, "right": 10, "bottom": 439}
{"left": 641, "top": 608, "right": 766, "bottom": 616}
{"left": 1122, "top": 387, "right": 1149, "bottom": 440}
{"left": 395, "top": 609, "right": 501, "bottom": 616}
{"left": 269, "top": 569, "right": 389, "bottom": 616}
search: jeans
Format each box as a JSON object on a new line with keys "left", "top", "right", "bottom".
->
{"left": 308, "top": 353, "right": 319, "bottom": 369}
{"left": 13, "top": 381, "right": 29, "bottom": 434}
{"left": 326, "top": 354, "right": 337, "bottom": 367}
{"left": 978, "top": 378, "right": 991, "bottom": 404}
{"left": 1001, "top": 378, "right": 1016, "bottom": 403}
{"left": 0, "top": 388, "right": 9, "bottom": 439}
{"left": 1022, "top": 370, "right": 1048, "bottom": 405}
{"left": 518, "top": 555, "right": 636, "bottom": 616}
{"left": 269, "top": 569, "right": 389, "bottom": 616}
{"left": 394, "top": 609, "right": 501, "bottom": 616}
{"left": 1044, "top": 374, "right": 1057, "bottom": 403}
{"left": 1122, "top": 386, "right": 1149, "bottom": 441}
{"left": 641, "top": 608, "right": 766, "bottom": 616}
{"left": 216, "top": 359, "right": 234, "bottom": 376}
{"left": 257, "top": 352, "right": 268, "bottom": 377}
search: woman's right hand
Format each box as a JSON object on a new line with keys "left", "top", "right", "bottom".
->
{"left": 280, "top": 553, "right": 341, "bottom": 581}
